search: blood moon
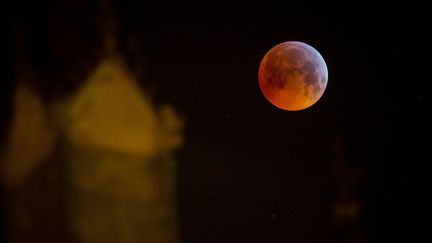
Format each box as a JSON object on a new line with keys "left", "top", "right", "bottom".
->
{"left": 258, "top": 41, "right": 328, "bottom": 111}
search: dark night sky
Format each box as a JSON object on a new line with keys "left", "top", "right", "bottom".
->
{"left": 112, "top": 5, "right": 425, "bottom": 242}
{"left": 2, "top": 2, "right": 426, "bottom": 243}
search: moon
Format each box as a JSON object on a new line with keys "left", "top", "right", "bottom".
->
{"left": 258, "top": 41, "right": 328, "bottom": 111}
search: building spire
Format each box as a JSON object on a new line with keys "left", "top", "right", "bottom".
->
{"left": 100, "top": 0, "right": 117, "bottom": 56}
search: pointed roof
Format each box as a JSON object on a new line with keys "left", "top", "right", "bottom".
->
{"left": 66, "top": 59, "right": 158, "bottom": 157}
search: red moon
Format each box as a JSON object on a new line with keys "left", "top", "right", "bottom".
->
{"left": 258, "top": 41, "right": 328, "bottom": 111}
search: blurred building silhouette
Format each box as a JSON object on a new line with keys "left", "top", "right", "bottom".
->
{"left": 1, "top": 1, "right": 182, "bottom": 242}
{"left": 330, "top": 137, "right": 366, "bottom": 243}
